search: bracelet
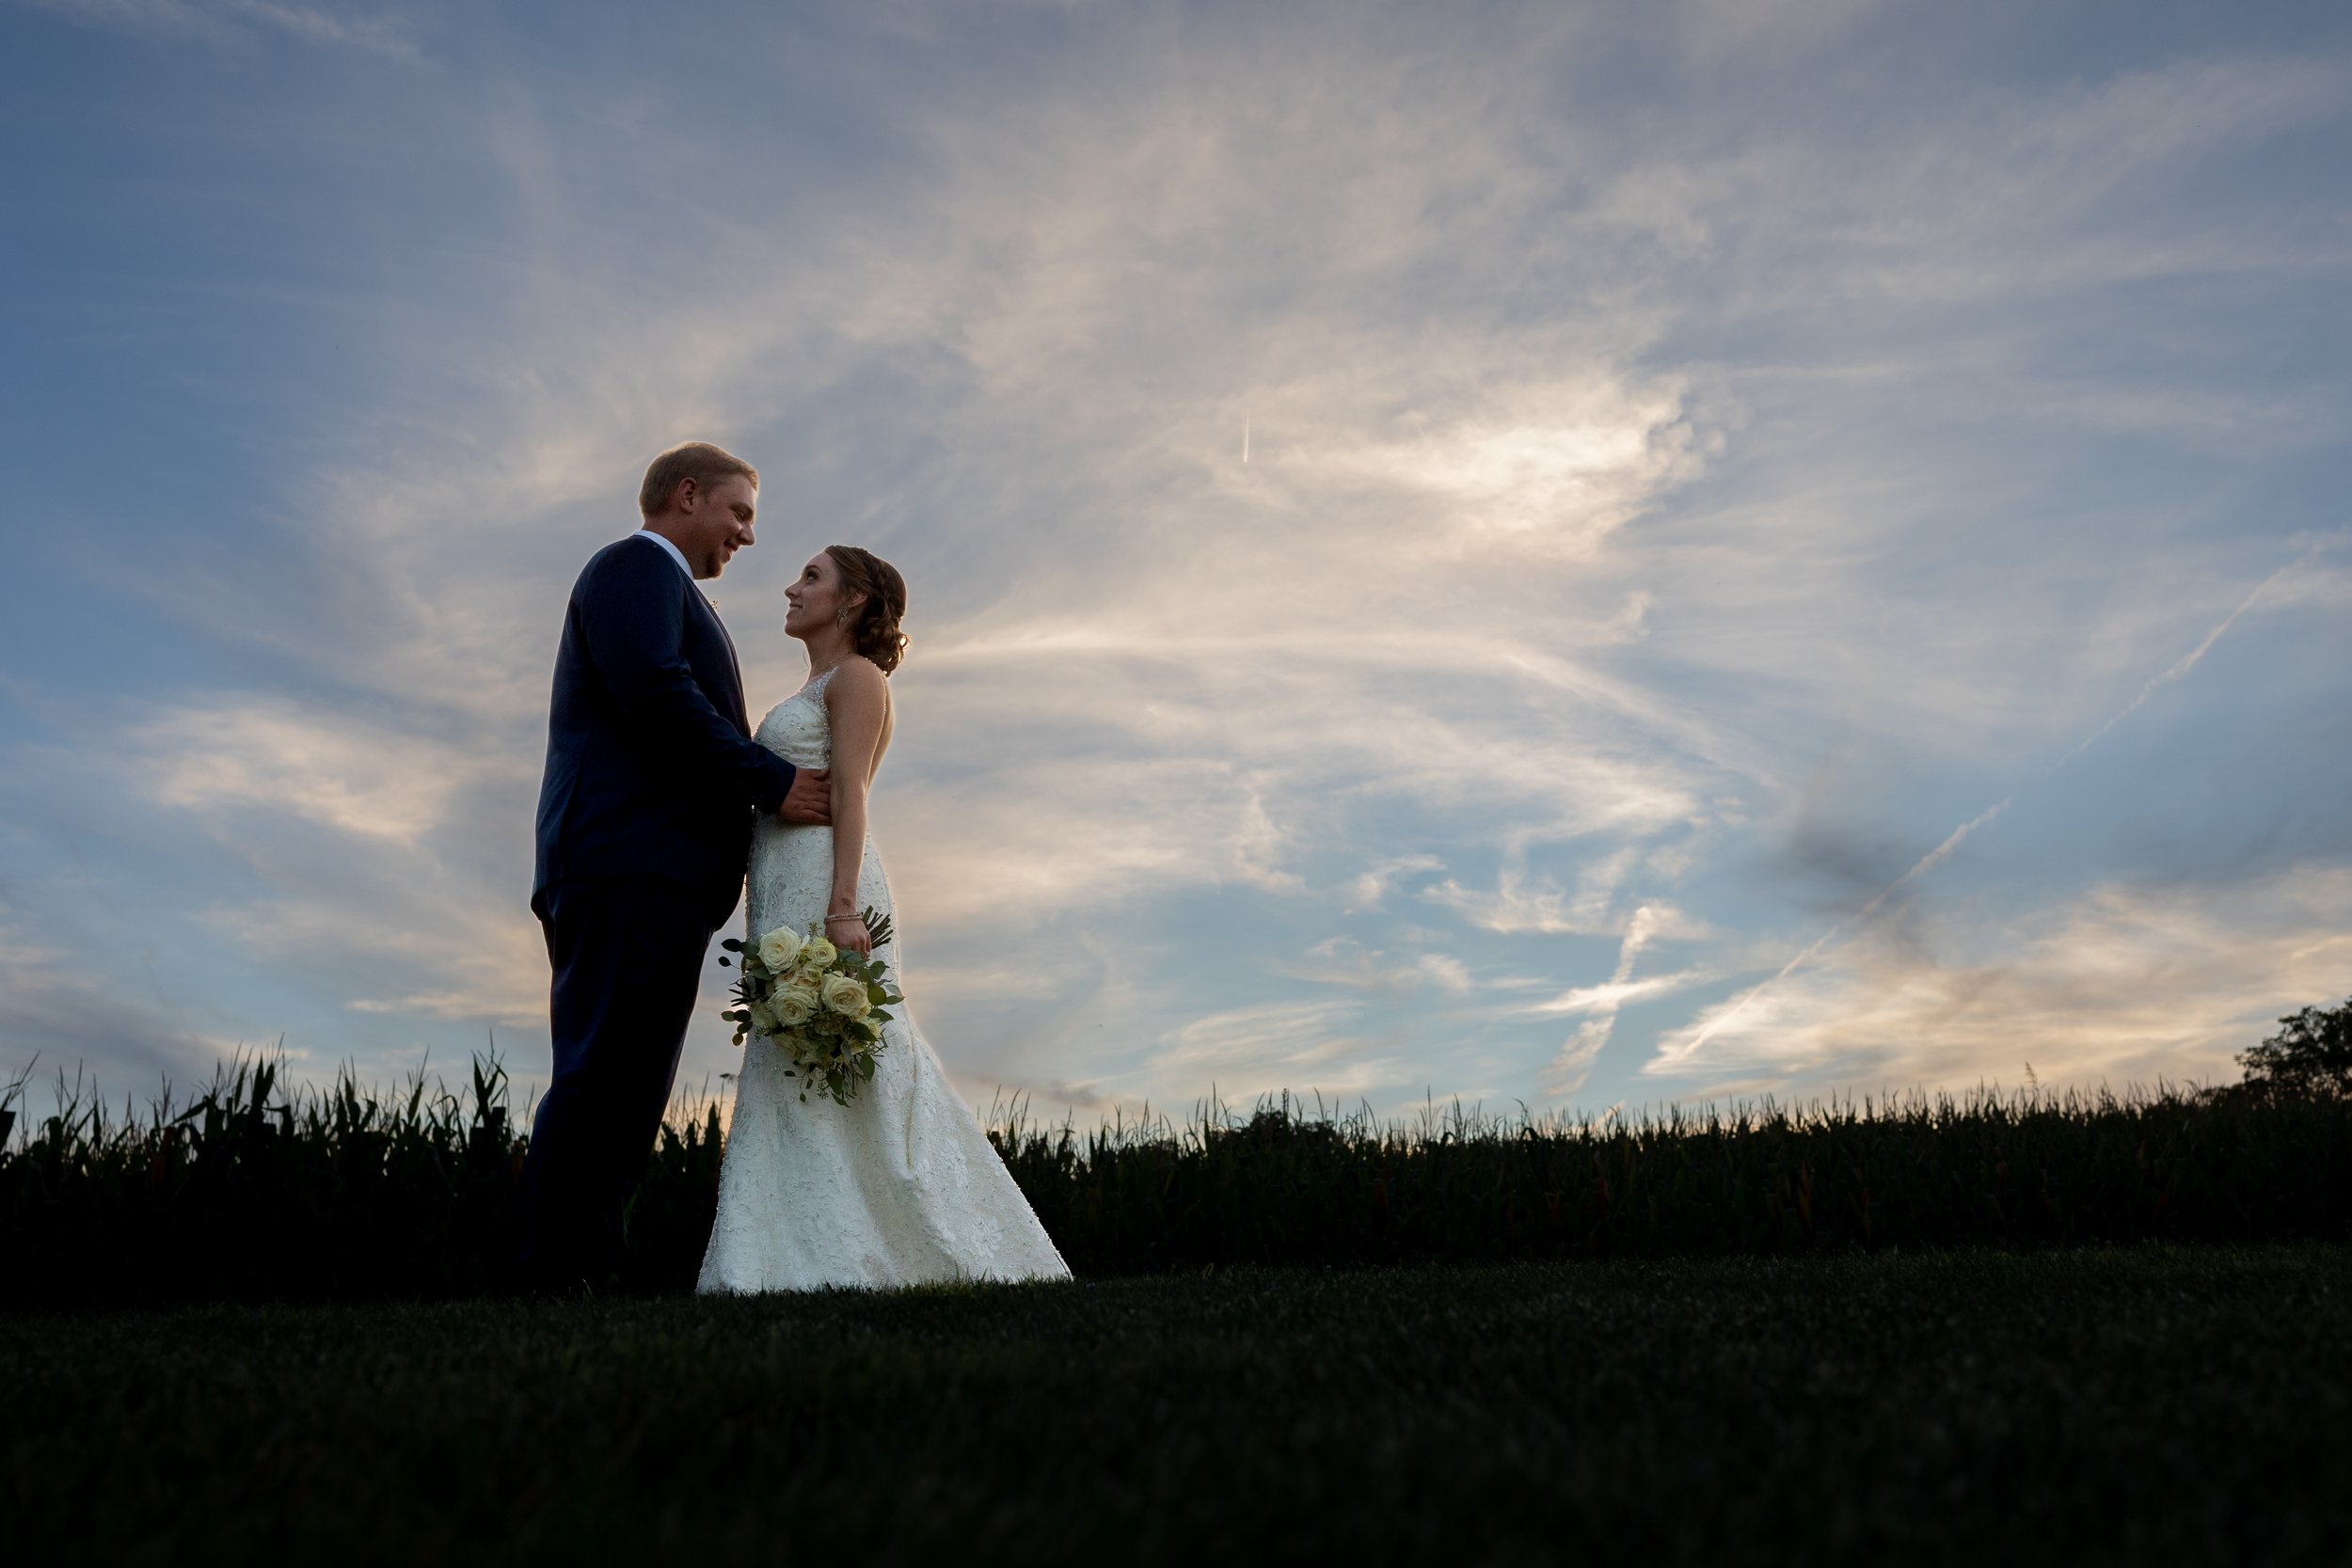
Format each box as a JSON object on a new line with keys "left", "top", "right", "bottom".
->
{"left": 824, "top": 914, "right": 862, "bottom": 926}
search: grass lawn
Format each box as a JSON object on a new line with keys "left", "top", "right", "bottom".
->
{"left": 6, "top": 1244, "right": 2348, "bottom": 1565}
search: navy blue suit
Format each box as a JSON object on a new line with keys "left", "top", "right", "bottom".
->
{"left": 519, "top": 532, "right": 799, "bottom": 1287}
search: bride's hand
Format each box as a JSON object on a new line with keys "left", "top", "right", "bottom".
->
{"left": 824, "top": 911, "right": 872, "bottom": 958}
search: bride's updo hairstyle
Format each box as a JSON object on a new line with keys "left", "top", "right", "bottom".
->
{"left": 825, "top": 545, "right": 910, "bottom": 674}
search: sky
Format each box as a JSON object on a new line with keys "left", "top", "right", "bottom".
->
{"left": 1, "top": 0, "right": 2347, "bottom": 1128}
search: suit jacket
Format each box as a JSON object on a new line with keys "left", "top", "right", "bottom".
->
{"left": 532, "top": 533, "right": 799, "bottom": 923}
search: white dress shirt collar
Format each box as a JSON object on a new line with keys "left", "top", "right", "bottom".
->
{"left": 636, "top": 528, "right": 695, "bottom": 580}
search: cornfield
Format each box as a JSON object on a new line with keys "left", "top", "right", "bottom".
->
{"left": 997, "top": 1085, "right": 2351, "bottom": 1272}
{"left": 2, "top": 1052, "right": 2344, "bottom": 1307}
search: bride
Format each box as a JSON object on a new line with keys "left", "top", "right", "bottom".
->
{"left": 697, "top": 545, "right": 1071, "bottom": 1292}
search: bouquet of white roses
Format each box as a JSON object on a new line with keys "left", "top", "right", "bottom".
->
{"left": 719, "top": 910, "right": 904, "bottom": 1106}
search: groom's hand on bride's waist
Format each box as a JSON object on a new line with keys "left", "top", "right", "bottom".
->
{"left": 778, "top": 768, "right": 833, "bottom": 825}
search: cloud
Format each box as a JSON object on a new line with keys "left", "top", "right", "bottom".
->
{"left": 1646, "top": 863, "right": 2352, "bottom": 1098}
{"left": 220, "top": 0, "right": 414, "bottom": 56}
{"left": 211, "top": 893, "right": 548, "bottom": 1028}
{"left": 0, "top": 900, "right": 231, "bottom": 1088}
{"left": 1345, "top": 854, "right": 1445, "bottom": 912}
{"left": 138, "top": 699, "right": 506, "bottom": 845}
{"left": 1663, "top": 529, "right": 2323, "bottom": 1078}
{"left": 1676, "top": 0, "right": 1878, "bottom": 59}
{"left": 1538, "top": 902, "right": 1713, "bottom": 1096}
{"left": 1146, "top": 998, "right": 1406, "bottom": 1105}
{"left": 1530, "top": 966, "right": 1718, "bottom": 1020}
{"left": 17, "top": 0, "right": 420, "bottom": 57}
{"left": 1283, "top": 381, "right": 1710, "bottom": 552}
{"left": 1665, "top": 798, "right": 2017, "bottom": 1067}
{"left": 1424, "top": 849, "right": 1716, "bottom": 942}
{"left": 1286, "top": 936, "right": 1474, "bottom": 998}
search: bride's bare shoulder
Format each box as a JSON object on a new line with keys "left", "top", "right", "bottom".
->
{"left": 822, "top": 656, "right": 889, "bottom": 704}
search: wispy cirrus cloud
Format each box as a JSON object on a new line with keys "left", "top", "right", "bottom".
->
{"left": 140, "top": 700, "right": 507, "bottom": 845}
{"left": 211, "top": 894, "right": 548, "bottom": 1028}
{"left": 16, "top": 0, "right": 420, "bottom": 57}
{"left": 1649, "top": 864, "right": 2352, "bottom": 1099}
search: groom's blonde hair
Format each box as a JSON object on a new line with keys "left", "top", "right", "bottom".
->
{"left": 638, "top": 441, "right": 759, "bottom": 516}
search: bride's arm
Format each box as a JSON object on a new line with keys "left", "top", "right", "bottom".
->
{"left": 821, "top": 658, "right": 890, "bottom": 958}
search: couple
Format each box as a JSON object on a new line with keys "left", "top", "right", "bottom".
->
{"left": 519, "top": 440, "right": 1070, "bottom": 1294}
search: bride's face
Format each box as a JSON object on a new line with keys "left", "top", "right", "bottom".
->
{"left": 783, "top": 551, "right": 859, "bottom": 641}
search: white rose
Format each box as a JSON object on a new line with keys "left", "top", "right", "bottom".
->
{"left": 756, "top": 927, "right": 804, "bottom": 973}
{"left": 803, "top": 934, "right": 839, "bottom": 968}
{"left": 820, "top": 973, "right": 871, "bottom": 1019}
{"left": 746, "top": 997, "right": 780, "bottom": 1035}
{"left": 772, "top": 986, "right": 818, "bottom": 1028}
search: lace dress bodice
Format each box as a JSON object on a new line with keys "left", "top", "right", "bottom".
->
{"left": 754, "top": 667, "right": 837, "bottom": 771}
{"left": 744, "top": 667, "right": 882, "bottom": 953}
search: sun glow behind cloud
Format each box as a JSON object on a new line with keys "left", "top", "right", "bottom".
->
{"left": 1, "top": 0, "right": 2347, "bottom": 1122}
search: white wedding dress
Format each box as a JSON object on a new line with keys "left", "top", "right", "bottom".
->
{"left": 697, "top": 668, "right": 1072, "bottom": 1293}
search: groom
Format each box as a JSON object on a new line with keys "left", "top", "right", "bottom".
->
{"left": 519, "top": 440, "right": 832, "bottom": 1291}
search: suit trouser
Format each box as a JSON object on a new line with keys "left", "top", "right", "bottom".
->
{"left": 517, "top": 876, "right": 723, "bottom": 1287}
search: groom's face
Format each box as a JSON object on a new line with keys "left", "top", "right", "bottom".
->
{"left": 676, "top": 474, "right": 759, "bottom": 578}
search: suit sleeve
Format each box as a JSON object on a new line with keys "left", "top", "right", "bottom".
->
{"left": 576, "top": 548, "right": 799, "bottom": 813}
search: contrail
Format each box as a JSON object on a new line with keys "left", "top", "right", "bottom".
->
{"left": 1666, "top": 800, "right": 2010, "bottom": 1060}
{"left": 2057, "top": 555, "right": 2309, "bottom": 769}
{"left": 1660, "top": 546, "right": 2320, "bottom": 1069}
